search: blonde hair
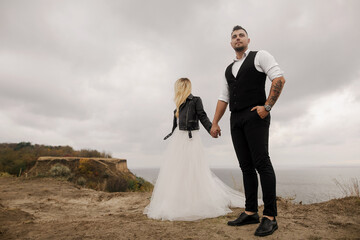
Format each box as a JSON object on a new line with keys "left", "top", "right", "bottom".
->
{"left": 174, "top": 78, "right": 192, "bottom": 118}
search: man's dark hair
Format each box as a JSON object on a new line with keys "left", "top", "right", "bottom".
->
{"left": 232, "top": 25, "right": 248, "bottom": 36}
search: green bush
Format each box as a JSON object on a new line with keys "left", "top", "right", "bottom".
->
{"left": 127, "top": 178, "right": 139, "bottom": 191}
{"left": 128, "top": 176, "right": 153, "bottom": 192}
{"left": 50, "top": 163, "right": 71, "bottom": 177}
{"left": 76, "top": 177, "right": 87, "bottom": 186}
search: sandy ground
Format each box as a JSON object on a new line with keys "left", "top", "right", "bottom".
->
{"left": 0, "top": 176, "right": 359, "bottom": 240}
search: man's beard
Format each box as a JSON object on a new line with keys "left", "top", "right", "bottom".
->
{"left": 234, "top": 46, "right": 245, "bottom": 52}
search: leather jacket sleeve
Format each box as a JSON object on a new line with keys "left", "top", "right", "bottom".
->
{"left": 195, "top": 97, "right": 212, "bottom": 133}
{"left": 164, "top": 110, "right": 177, "bottom": 140}
{"left": 171, "top": 111, "right": 177, "bottom": 132}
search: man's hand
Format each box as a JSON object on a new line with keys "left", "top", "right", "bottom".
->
{"left": 210, "top": 123, "right": 221, "bottom": 138}
{"left": 251, "top": 76, "right": 285, "bottom": 120}
{"left": 251, "top": 106, "right": 269, "bottom": 119}
{"left": 211, "top": 100, "right": 227, "bottom": 138}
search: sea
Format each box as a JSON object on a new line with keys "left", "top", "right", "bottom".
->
{"left": 130, "top": 167, "right": 360, "bottom": 204}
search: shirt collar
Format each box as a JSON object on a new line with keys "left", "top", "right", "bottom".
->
{"left": 233, "top": 49, "right": 250, "bottom": 62}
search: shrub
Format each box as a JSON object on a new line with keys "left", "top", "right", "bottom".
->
{"left": 128, "top": 176, "right": 154, "bottom": 192}
{"left": 50, "top": 163, "right": 71, "bottom": 178}
{"left": 106, "top": 177, "right": 128, "bottom": 192}
{"left": 87, "top": 181, "right": 98, "bottom": 190}
{"left": 78, "top": 158, "right": 98, "bottom": 177}
{"left": 0, "top": 172, "right": 14, "bottom": 177}
{"left": 76, "top": 177, "right": 87, "bottom": 186}
{"left": 127, "top": 178, "right": 139, "bottom": 191}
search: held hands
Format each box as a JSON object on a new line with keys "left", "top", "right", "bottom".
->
{"left": 251, "top": 106, "right": 269, "bottom": 119}
{"left": 210, "top": 123, "right": 221, "bottom": 138}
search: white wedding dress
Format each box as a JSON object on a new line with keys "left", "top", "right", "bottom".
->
{"left": 143, "top": 125, "right": 245, "bottom": 221}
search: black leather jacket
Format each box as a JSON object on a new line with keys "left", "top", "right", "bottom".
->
{"left": 164, "top": 94, "right": 212, "bottom": 139}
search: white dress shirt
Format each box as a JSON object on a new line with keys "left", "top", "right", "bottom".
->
{"left": 218, "top": 49, "right": 284, "bottom": 103}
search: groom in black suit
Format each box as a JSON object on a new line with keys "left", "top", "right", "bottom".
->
{"left": 210, "top": 25, "right": 285, "bottom": 237}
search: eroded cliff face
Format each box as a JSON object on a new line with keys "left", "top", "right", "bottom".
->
{"left": 32, "top": 157, "right": 130, "bottom": 173}
{"left": 26, "top": 157, "right": 137, "bottom": 192}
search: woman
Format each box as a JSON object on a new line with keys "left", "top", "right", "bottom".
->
{"left": 144, "top": 78, "right": 245, "bottom": 221}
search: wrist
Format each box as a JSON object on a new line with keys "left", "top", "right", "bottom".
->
{"left": 264, "top": 104, "right": 272, "bottom": 112}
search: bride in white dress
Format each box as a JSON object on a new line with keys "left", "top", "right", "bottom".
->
{"left": 144, "top": 78, "right": 245, "bottom": 221}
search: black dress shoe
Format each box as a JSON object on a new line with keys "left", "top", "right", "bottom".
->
{"left": 227, "top": 212, "right": 260, "bottom": 226}
{"left": 254, "top": 217, "right": 278, "bottom": 236}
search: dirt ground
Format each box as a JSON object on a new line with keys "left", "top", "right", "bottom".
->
{"left": 0, "top": 176, "right": 359, "bottom": 240}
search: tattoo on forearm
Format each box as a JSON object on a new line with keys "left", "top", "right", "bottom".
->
{"left": 268, "top": 79, "right": 283, "bottom": 107}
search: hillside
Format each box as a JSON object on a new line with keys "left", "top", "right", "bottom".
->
{"left": 0, "top": 142, "right": 112, "bottom": 176}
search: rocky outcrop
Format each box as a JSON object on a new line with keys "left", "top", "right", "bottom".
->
{"left": 28, "top": 156, "right": 131, "bottom": 174}
{"left": 26, "top": 157, "right": 138, "bottom": 192}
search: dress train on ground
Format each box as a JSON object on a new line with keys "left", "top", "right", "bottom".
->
{"left": 144, "top": 127, "right": 246, "bottom": 221}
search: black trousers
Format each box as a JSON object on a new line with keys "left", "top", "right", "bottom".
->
{"left": 230, "top": 107, "right": 277, "bottom": 217}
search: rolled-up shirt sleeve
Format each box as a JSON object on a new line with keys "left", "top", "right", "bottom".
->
{"left": 218, "top": 75, "right": 229, "bottom": 103}
{"left": 256, "top": 50, "right": 284, "bottom": 81}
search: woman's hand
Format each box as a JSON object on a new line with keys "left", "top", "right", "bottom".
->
{"left": 210, "top": 123, "right": 221, "bottom": 138}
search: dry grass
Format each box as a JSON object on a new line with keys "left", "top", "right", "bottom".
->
{"left": 1, "top": 177, "right": 360, "bottom": 240}
{"left": 333, "top": 177, "right": 360, "bottom": 197}
{"left": 0, "top": 172, "right": 14, "bottom": 177}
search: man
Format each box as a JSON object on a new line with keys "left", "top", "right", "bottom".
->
{"left": 210, "top": 25, "right": 285, "bottom": 237}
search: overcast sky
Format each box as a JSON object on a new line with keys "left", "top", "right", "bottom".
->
{"left": 1, "top": 0, "right": 359, "bottom": 168}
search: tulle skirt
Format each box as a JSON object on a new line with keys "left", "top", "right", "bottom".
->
{"left": 143, "top": 127, "right": 245, "bottom": 221}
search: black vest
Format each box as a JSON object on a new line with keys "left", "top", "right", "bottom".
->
{"left": 225, "top": 51, "right": 267, "bottom": 112}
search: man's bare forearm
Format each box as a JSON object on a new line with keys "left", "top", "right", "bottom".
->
{"left": 265, "top": 76, "right": 286, "bottom": 107}
{"left": 213, "top": 100, "right": 228, "bottom": 124}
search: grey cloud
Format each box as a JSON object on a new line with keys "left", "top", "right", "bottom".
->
{"left": 0, "top": 0, "right": 359, "bottom": 167}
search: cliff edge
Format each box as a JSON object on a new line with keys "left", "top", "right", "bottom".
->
{"left": 26, "top": 157, "right": 141, "bottom": 192}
